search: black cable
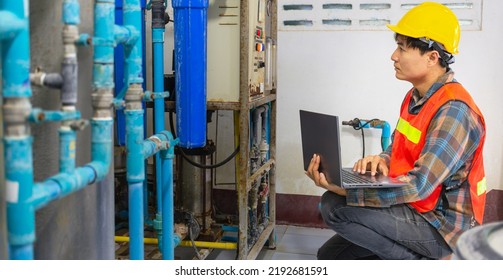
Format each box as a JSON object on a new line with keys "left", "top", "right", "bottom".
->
{"left": 169, "top": 111, "right": 240, "bottom": 169}
{"left": 176, "top": 146, "right": 240, "bottom": 169}
{"left": 349, "top": 118, "right": 379, "bottom": 158}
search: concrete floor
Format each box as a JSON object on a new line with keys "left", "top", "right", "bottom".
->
{"left": 115, "top": 225, "right": 334, "bottom": 260}
{"left": 204, "top": 225, "right": 333, "bottom": 260}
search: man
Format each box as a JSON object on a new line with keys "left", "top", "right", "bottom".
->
{"left": 306, "top": 2, "right": 487, "bottom": 259}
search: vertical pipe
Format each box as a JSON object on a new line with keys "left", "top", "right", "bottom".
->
{"left": 125, "top": 108, "right": 144, "bottom": 260}
{"left": 0, "top": 1, "right": 30, "bottom": 99}
{"left": 59, "top": 129, "right": 76, "bottom": 173}
{"left": 123, "top": 0, "right": 145, "bottom": 261}
{"left": 1, "top": 0, "right": 35, "bottom": 260}
{"left": 93, "top": 0, "right": 116, "bottom": 260}
{"left": 160, "top": 132, "right": 178, "bottom": 259}
{"left": 172, "top": 0, "right": 208, "bottom": 148}
{"left": 5, "top": 138, "right": 34, "bottom": 260}
{"left": 61, "top": 0, "right": 79, "bottom": 106}
{"left": 128, "top": 182, "right": 144, "bottom": 259}
{"left": 93, "top": 1, "right": 115, "bottom": 91}
{"left": 151, "top": 0, "right": 166, "bottom": 254}
{"left": 123, "top": 0, "right": 143, "bottom": 85}
{"left": 60, "top": 1, "right": 80, "bottom": 174}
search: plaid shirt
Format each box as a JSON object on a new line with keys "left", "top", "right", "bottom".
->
{"left": 346, "top": 71, "right": 485, "bottom": 248}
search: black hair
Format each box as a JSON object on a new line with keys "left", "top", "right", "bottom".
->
{"left": 394, "top": 33, "right": 450, "bottom": 69}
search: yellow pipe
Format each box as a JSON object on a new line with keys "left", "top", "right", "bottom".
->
{"left": 114, "top": 236, "right": 238, "bottom": 250}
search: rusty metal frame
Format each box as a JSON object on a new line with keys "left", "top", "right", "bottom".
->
{"left": 235, "top": 0, "right": 278, "bottom": 260}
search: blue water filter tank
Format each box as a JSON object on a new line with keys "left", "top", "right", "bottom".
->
{"left": 172, "top": 0, "right": 208, "bottom": 148}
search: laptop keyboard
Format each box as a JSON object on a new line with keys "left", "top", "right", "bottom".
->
{"left": 342, "top": 169, "right": 375, "bottom": 184}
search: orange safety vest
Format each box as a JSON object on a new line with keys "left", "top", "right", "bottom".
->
{"left": 389, "top": 83, "right": 487, "bottom": 224}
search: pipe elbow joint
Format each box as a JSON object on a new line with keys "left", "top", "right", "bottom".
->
{"left": 382, "top": 121, "right": 391, "bottom": 138}
{"left": 0, "top": 11, "right": 27, "bottom": 41}
{"left": 86, "top": 161, "right": 110, "bottom": 182}
{"left": 124, "top": 25, "right": 140, "bottom": 46}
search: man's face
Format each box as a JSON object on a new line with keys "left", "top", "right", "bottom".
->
{"left": 390, "top": 35, "right": 429, "bottom": 84}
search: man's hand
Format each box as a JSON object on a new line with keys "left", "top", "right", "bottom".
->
{"left": 305, "top": 154, "right": 347, "bottom": 196}
{"left": 352, "top": 155, "right": 389, "bottom": 176}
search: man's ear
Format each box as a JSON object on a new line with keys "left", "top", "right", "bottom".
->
{"left": 427, "top": 50, "right": 441, "bottom": 66}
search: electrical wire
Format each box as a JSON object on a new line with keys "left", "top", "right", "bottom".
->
{"left": 176, "top": 146, "right": 240, "bottom": 169}
{"left": 348, "top": 118, "right": 379, "bottom": 158}
{"left": 169, "top": 111, "right": 240, "bottom": 169}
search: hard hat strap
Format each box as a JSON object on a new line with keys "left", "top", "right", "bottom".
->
{"left": 419, "top": 37, "right": 455, "bottom": 65}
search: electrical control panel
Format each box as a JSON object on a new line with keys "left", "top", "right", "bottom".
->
{"left": 207, "top": 0, "right": 276, "bottom": 102}
{"left": 249, "top": 0, "right": 266, "bottom": 99}
{"left": 207, "top": 0, "right": 240, "bottom": 102}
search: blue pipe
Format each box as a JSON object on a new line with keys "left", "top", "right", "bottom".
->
{"left": 172, "top": 0, "right": 208, "bottom": 148}
{"left": 62, "top": 0, "right": 80, "bottom": 25}
{"left": 118, "top": 0, "right": 146, "bottom": 261}
{"left": 0, "top": 1, "right": 30, "bottom": 99}
{"left": 128, "top": 181, "right": 144, "bottom": 259}
{"left": 5, "top": 137, "right": 35, "bottom": 260}
{"left": 93, "top": 0, "right": 115, "bottom": 90}
{"left": 123, "top": 0, "right": 143, "bottom": 84}
{"left": 59, "top": 129, "right": 76, "bottom": 173}
{"left": 160, "top": 131, "right": 179, "bottom": 259}
{"left": 29, "top": 109, "right": 81, "bottom": 123}
{"left": 125, "top": 110, "right": 145, "bottom": 260}
{"left": 381, "top": 122, "right": 391, "bottom": 151}
{"left": 31, "top": 119, "right": 113, "bottom": 209}
{"left": 142, "top": 132, "right": 170, "bottom": 159}
{"left": 1, "top": 0, "right": 34, "bottom": 260}
{"left": 153, "top": 17, "right": 165, "bottom": 216}
{"left": 151, "top": 0, "right": 167, "bottom": 253}
{"left": 2, "top": 0, "right": 115, "bottom": 260}
{"left": 356, "top": 120, "right": 391, "bottom": 151}
{"left": 0, "top": 11, "right": 26, "bottom": 41}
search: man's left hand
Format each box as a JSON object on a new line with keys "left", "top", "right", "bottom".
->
{"left": 305, "top": 154, "right": 347, "bottom": 196}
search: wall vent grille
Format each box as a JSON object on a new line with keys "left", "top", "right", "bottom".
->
{"left": 279, "top": 0, "right": 482, "bottom": 31}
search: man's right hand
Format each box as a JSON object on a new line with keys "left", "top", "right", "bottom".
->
{"left": 353, "top": 155, "right": 389, "bottom": 176}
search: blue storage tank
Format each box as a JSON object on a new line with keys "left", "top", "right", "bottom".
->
{"left": 172, "top": 0, "right": 208, "bottom": 148}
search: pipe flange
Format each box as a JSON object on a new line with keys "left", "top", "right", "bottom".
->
{"left": 124, "top": 84, "right": 144, "bottom": 110}
{"left": 63, "top": 25, "right": 79, "bottom": 44}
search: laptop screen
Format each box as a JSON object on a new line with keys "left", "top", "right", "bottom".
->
{"left": 299, "top": 110, "right": 343, "bottom": 186}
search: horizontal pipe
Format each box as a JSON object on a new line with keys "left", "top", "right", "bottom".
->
{"left": 114, "top": 236, "right": 237, "bottom": 250}
{"left": 31, "top": 166, "right": 96, "bottom": 210}
{"left": 29, "top": 109, "right": 81, "bottom": 123}
{"left": 142, "top": 131, "right": 172, "bottom": 159}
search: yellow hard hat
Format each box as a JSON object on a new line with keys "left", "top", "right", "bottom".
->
{"left": 386, "top": 2, "right": 460, "bottom": 54}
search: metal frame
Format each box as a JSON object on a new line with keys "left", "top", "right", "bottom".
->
{"left": 236, "top": 0, "right": 277, "bottom": 260}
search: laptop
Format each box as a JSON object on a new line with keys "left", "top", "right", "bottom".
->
{"left": 299, "top": 110, "right": 407, "bottom": 189}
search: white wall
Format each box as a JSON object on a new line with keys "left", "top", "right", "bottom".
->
{"left": 276, "top": 0, "right": 503, "bottom": 196}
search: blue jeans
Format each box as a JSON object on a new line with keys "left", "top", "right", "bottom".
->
{"left": 318, "top": 191, "right": 452, "bottom": 260}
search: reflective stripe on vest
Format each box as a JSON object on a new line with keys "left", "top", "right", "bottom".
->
{"left": 477, "top": 177, "right": 487, "bottom": 196}
{"left": 396, "top": 117, "right": 421, "bottom": 144}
